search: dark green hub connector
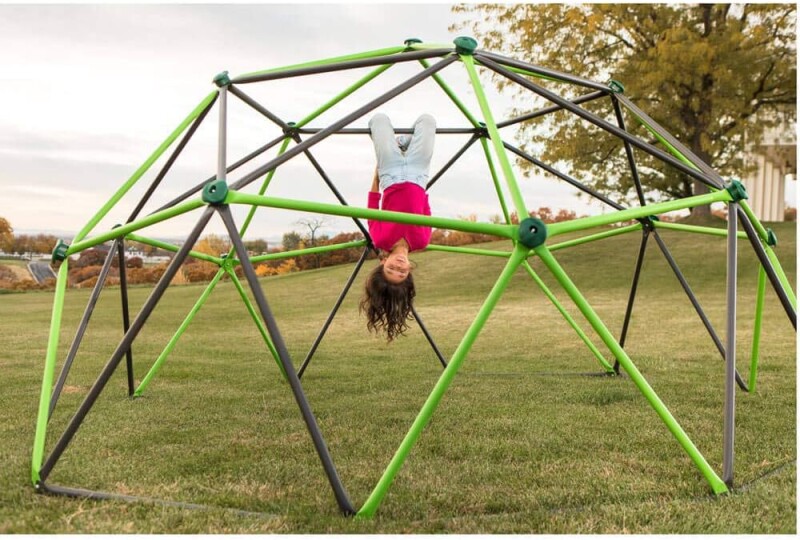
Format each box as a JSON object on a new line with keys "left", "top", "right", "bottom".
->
{"left": 640, "top": 215, "right": 659, "bottom": 231}
{"left": 766, "top": 228, "right": 778, "bottom": 247}
{"left": 202, "top": 179, "right": 229, "bottom": 205}
{"left": 454, "top": 36, "right": 478, "bottom": 55}
{"left": 518, "top": 217, "right": 548, "bottom": 248}
{"left": 404, "top": 38, "right": 422, "bottom": 48}
{"left": 608, "top": 79, "right": 625, "bottom": 94}
{"left": 52, "top": 239, "right": 69, "bottom": 263}
{"left": 725, "top": 179, "right": 748, "bottom": 202}
{"left": 213, "top": 71, "right": 231, "bottom": 88}
{"left": 283, "top": 121, "right": 297, "bottom": 136}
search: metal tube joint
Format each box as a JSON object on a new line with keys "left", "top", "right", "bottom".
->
{"left": 519, "top": 217, "right": 548, "bottom": 248}
{"left": 725, "top": 179, "right": 748, "bottom": 202}
{"left": 202, "top": 180, "right": 229, "bottom": 205}
{"left": 212, "top": 71, "right": 231, "bottom": 88}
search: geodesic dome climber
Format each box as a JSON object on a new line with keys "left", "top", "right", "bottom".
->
{"left": 33, "top": 37, "right": 796, "bottom": 518}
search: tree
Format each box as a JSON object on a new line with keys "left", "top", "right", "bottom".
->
{"left": 194, "top": 234, "right": 231, "bottom": 257}
{"left": 453, "top": 4, "right": 796, "bottom": 218}
{"left": 282, "top": 231, "right": 303, "bottom": 252}
{"left": 243, "top": 238, "right": 268, "bottom": 255}
{"left": 296, "top": 217, "right": 330, "bottom": 269}
{"left": 0, "top": 218, "right": 12, "bottom": 253}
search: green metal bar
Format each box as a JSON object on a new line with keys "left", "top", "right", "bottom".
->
{"left": 236, "top": 46, "right": 407, "bottom": 80}
{"left": 653, "top": 221, "right": 748, "bottom": 240}
{"left": 67, "top": 199, "right": 207, "bottom": 256}
{"left": 764, "top": 245, "right": 797, "bottom": 309}
{"left": 534, "top": 244, "right": 728, "bottom": 495}
{"left": 739, "top": 201, "right": 771, "bottom": 243}
{"left": 425, "top": 244, "right": 511, "bottom": 258}
{"left": 226, "top": 191, "right": 514, "bottom": 239}
{"left": 522, "top": 261, "right": 614, "bottom": 372}
{"left": 749, "top": 266, "right": 767, "bottom": 392}
{"left": 32, "top": 261, "right": 70, "bottom": 483}
{"left": 73, "top": 91, "right": 218, "bottom": 244}
{"left": 295, "top": 65, "right": 393, "bottom": 128}
{"left": 547, "top": 190, "right": 733, "bottom": 238}
{"left": 357, "top": 245, "right": 529, "bottom": 518}
{"left": 479, "top": 137, "right": 512, "bottom": 225}
{"left": 462, "top": 55, "right": 529, "bottom": 219}
{"left": 418, "top": 58, "right": 482, "bottom": 127}
{"left": 125, "top": 233, "right": 222, "bottom": 265}
{"left": 548, "top": 224, "right": 642, "bottom": 253}
{"left": 248, "top": 240, "right": 368, "bottom": 264}
{"left": 225, "top": 267, "right": 286, "bottom": 380}
{"left": 134, "top": 270, "right": 226, "bottom": 397}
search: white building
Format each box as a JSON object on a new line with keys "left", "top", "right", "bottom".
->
{"left": 742, "top": 108, "right": 796, "bottom": 222}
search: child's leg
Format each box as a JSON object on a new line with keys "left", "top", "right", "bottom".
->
{"left": 369, "top": 114, "right": 403, "bottom": 185}
{"left": 405, "top": 114, "right": 436, "bottom": 166}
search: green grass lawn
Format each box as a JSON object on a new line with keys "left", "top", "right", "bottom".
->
{"left": 0, "top": 222, "right": 795, "bottom": 533}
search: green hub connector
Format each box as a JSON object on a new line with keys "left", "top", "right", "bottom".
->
{"left": 202, "top": 179, "right": 229, "bottom": 205}
{"left": 213, "top": 71, "right": 231, "bottom": 87}
{"left": 454, "top": 36, "right": 478, "bottom": 55}
{"left": 519, "top": 217, "right": 548, "bottom": 248}
{"left": 404, "top": 38, "right": 422, "bottom": 48}
{"left": 766, "top": 228, "right": 778, "bottom": 246}
{"left": 608, "top": 79, "right": 625, "bottom": 94}
{"left": 220, "top": 253, "right": 235, "bottom": 271}
{"left": 725, "top": 179, "right": 748, "bottom": 202}
{"left": 51, "top": 239, "right": 69, "bottom": 263}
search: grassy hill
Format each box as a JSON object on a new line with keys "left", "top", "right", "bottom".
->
{"left": 0, "top": 221, "right": 795, "bottom": 533}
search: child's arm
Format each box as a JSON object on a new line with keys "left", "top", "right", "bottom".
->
{"left": 370, "top": 167, "right": 380, "bottom": 193}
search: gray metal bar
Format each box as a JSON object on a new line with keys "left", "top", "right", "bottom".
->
{"left": 426, "top": 134, "right": 480, "bottom": 191}
{"left": 297, "top": 247, "right": 371, "bottom": 379}
{"left": 475, "top": 53, "right": 721, "bottom": 191}
{"left": 477, "top": 50, "right": 612, "bottom": 93}
{"left": 411, "top": 304, "right": 448, "bottom": 369}
{"left": 615, "top": 94, "right": 726, "bottom": 189}
{"left": 48, "top": 240, "right": 119, "bottom": 418}
{"left": 217, "top": 86, "right": 228, "bottom": 182}
{"left": 289, "top": 133, "right": 370, "bottom": 239}
{"left": 723, "top": 203, "right": 738, "bottom": 485}
{"left": 651, "top": 230, "right": 748, "bottom": 390}
{"left": 127, "top": 94, "right": 217, "bottom": 221}
{"left": 38, "top": 481, "right": 278, "bottom": 519}
{"left": 611, "top": 96, "right": 647, "bottom": 206}
{"left": 40, "top": 207, "right": 216, "bottom": 481}
{"left": 116, "top": 239, "right": 135, "bottom": 396}
{"left": 615, "top": 229, "right": 650, "bottom": 373}
{"left": 736, "top": 206, "right": 797, "bottom": 328}
{"left": 232, "top": 48, "right": 453, "bottom": 84}
{"left": 503, "top": 141, "right": 625, "bottom": 211}
{"left": 228, "top": 85, "right": 291, "bottom": 131}
{"left": 496, "top": 90, "right": 607, "bottom": 129}
{"left": 293, "top": 127, "right": 478, "bottom": 135}
{"left": 151, "top": 134, "right": 288, "bottom": 214}
{"left": 229, "top": 54, "right": 461, "bottom": 192}
{"left": 217, "top": 205, "right": 355, "bottom": 516}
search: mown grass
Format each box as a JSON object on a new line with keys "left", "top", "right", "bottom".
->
{"left": 0, "top": 222, "right": 795, "bottom": 533}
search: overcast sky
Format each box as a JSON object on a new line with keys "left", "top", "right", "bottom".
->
{"left": 1, "top": 3, "right": 794, "bottom": 245}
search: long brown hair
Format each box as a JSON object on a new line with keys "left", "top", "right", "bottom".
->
{"left": 359, "top": 263, "right": 416, "bottom": 341}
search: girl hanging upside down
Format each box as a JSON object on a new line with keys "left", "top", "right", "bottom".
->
{"left": 360, "top": 112, "right": 436, "bottom": 341}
